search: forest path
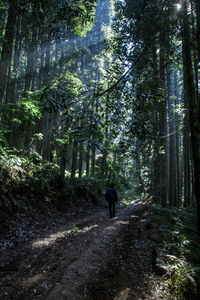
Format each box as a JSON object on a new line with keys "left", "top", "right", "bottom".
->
{"left": 0, "top": 199, "right": 168, "bottom": 299}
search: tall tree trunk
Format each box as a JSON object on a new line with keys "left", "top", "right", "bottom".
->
{"left": 190, "top": 0, "right": 199, "bottom": 103}
{"left": 31, "top": 27, "right": 38, "bottom": 91}
{"left": 43, "top": 33, "right": 51, "bottom": 85}
{"left": 0, "top": 7, "right": 7, "bottom": 48}
{"left": 168, "top": 70, "right": 176, "bottom": 207}
{"left": 60, "top": 43, "right": 64, "bottom": 73}
{"left": 86, "top": 141, "right": 90, "bottom": 177}
{"left": 183, "top": 118, "right": 190, "bottom": 207}
{"left": 5, "top": 64, "right": 11, "bottom": 104}
{"left": 60, "top": 119, "right": 70, "bottom": 179}
{"left": 0, "top": 0, "right": 17, "bottom": 103}
{"left": 24, "top": 29, "right": 31, "bottom": 92}
{"left": 71, "top": 139, "right": 78, "bottom": 178}
{"left": 39, "top": 29, "right": 45, "bottom": 89}
{"left": 151, "top": 46, "right": 161, "bottom": 201}
{"left": 174, "top": 70, "right": 181, "bottom": 206}
{"left": 91, "top": 96, "right": 99, "bottom": 177}
{"left": 78, "top": 143, "right": 84, "bottom": 178}
{"left": 182, "top": 1, "right": 200, "bottom": 234}
{"left": 78, "top": 118, "right": 84, "bottom": 178}
{"left": 10, "top": 16, "right": 21, "bottom": 102}
{"left": 101, "top": 94, "right": 109, "bottom": 177}
{"left": 24, "top": 25, "right": 37, "bottom": 92}
{"left": 195, "top": 0, "right": 200, "bottom": 62}
{"left": 159, "top": 26, "right": 168, "bottom": 208}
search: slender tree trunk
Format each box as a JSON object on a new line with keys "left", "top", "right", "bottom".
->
{"left": 86, "top": 141, "right": 90, "bottom": 177}
{"left": 159, "top": 27, "right": 168, "bottom": 208}
{"left": 24, "top": 29, "right": 32, "bottom": 92}
{"left": 39, "top": 29, "right": 45, "bottom": 89}
{"left": 195, "top": 0, "right": 200, "bottom": 62}
{"left": 0, "top": 8, "right": 7, "bottom": 49}
{"left": 0, "top": 0, "right": 17, "bottom": 103}
{"left": 43, "top": 33, "right": 51, "bottom": 85}
{"left": 101, "top": 94, "right": 109, "bottom": 177}
{"left": 60, "top": 119, "right": 70, "bottom": 179}
{"left": 60, "top": 43, "right": 64, "bottom": 73}
{"left": 190, "top": 0, "right": 199, "bottom": 103}
{"left": 91, "top": 96, "right": 99, "bottom": 177}
{"left": 168, "top": 70, "right": 176, "bottom": 207}
{"left": 78, "top": 142, "right": 84, "bottom": 178}
{"left": 174, "top": 70, "right": 181, "bottom": 206}
{"left": 24, "top": 25, "right": 37, "bottom": 92}
{"left": 182, "top": 2, "right": 200, "bottom": 234}
{"left": 5, "top": 64, "right": 11, "bottom": 104}
{"left": 71, "top": 139, "right": 78, "bottom": 178}
{"left": 183, "top": 119, "right": 190, "bottom": 207}
{"left": 152, "top": 46, "right": 161, "bottom": 201}
{"left": 10, "top": 16, "right": 21, "bottom": 102}
{"left": 78, "top": 118, "right": 84, "bottom": 178}
{"left": 31, "top": 27, "right": 38, "bottom": 91}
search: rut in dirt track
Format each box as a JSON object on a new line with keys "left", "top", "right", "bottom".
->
{"left": 0, "top": 199, "right": 164, "bottom": 300}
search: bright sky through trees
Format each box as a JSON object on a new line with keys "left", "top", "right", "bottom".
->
{"left": 176, "top": 3, "right": 182, "bottom": 10}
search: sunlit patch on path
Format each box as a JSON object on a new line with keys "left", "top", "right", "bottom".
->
{"left": 32, "top": 224, "right": 99, "bottom": 248}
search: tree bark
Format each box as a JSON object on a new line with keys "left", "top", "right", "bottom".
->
{"left": 182, "top": 1, "right": 200, "bottom": 234}
{"left": 86, "top": 141, "right": 90, "bottom": 177}
{"left": 195, "top": 0, "right": 200, "bottom": 62}
{"left": 174, "top": 70, "right": 181, "bottom": 206}
{"left": 10, "top": 16, "right": 21, "bottom": 102}
{"left": 0, "top": 0, "right": 17, "bottom": 103}
{"left": 24, "top": 25, "right": 37, "bottom": 92}
{"left": 168, "top": 70, "right": 176, "bottom": 207}
{"left": 71, "top": 139, "right": 78, "bottom": 178}
{"left": 39, "top": 28, "right": 45, "bottom": 89}
{"left": 159, "top": 25, "right": 168, "bottom": 208}
{"left": 43, "top": 33, "right": 51, "bottom": 85}
{"left": 183, "top": 117, "right": 190, "bottom": 207}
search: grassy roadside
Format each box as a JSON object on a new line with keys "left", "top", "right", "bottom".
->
{"left": 152, "top": 204, "right": 200, "bottom": 299}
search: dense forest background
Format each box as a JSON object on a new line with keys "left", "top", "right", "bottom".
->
{"left": 1, "top": 0, "right": 199, "bottom": 230}
{"left": 0, "top": 0, "right": 200, "bottom": 298}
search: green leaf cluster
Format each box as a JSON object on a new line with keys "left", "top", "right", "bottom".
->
{"left": 152, "top": 204, "right": 200, "bottom": 299}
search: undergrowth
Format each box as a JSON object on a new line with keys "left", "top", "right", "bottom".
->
{"left": 0, "top": 149, "right": 107, "bottom": 229}
{"left": 152, "top": 204, "right": 200, "bottom": 299}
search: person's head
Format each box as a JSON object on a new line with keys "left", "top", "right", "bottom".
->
{"left": 111, "top": 183, "right": 116, "bottom": 188}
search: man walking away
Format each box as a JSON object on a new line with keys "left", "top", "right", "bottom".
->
{"left": 105, "top": 183, "right": 118, "bottom": 219}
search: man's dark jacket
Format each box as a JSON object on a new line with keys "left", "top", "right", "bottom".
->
{"left": 105, "top": 188, "right": 118, "bottom": 203}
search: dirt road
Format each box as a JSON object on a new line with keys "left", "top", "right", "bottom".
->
{"left": 0, "top": 199, "right": 168, "bottom": 299}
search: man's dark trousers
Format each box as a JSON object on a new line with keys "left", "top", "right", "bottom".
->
{"left": 109, "top": 200, "right": 115, "bottom": 219}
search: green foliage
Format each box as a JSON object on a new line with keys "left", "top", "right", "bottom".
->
{"left": 158, "top": 146, "right": 165, "bottom": 155}
{"left": 0, "top": 152, "right": 28, "bottom": 183}
{"left": 0, "top": 149, "right": 59, "bottom": 205}
{"left": 0, "top": 149, "right": 56, "bottom": 182}
{"left": 119, "top": 186, "right": 135, "bottom": 206}
{"left": 41, "top": 72, "right": 84, "bottom": 113}
{"left": 164, "top": 258, "right": 197, "bottom": 299}
{"left": 152, "top": 204, "right": 200, "bottom": 299}
{"left": 30, "top": 133, "right": 43, "bottom": 144}
{"left": 73, "top": 2, "right": 96, "bottom": 36}
{"left": 19, "top": 91, "right": 42, "bottom": 120}
{"left": 0, "top": 93, "right": 42, "bottom": 131}
{"left": 0, "top": 130, "right": 10, "bottom": 149}
{"left": 0, "top": 146, "right": 108, "bottom": 222}
{"left": 71, "top": 225, "right": 80, "bottom": 233}
{"left": 0, "top": 93, "right": 44, "bottom": 151}
{"left": 18, "top": 0, "right": 96, "bottom": 35}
